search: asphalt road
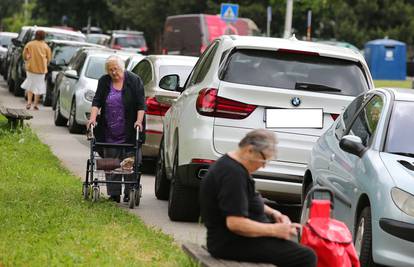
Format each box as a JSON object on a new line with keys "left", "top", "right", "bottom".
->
{"left": 0, "top": 77, "right": 301, "bottom": 246}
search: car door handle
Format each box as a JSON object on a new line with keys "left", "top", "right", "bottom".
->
{"left": 183, "top": 91, "right": 189, "bottom": 96}
{"left": 330, "top": 154, "right": 335, "bottom": 161}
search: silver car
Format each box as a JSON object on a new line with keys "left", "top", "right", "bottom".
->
{"left": 125, "top": 54, "right": 145, "bottom": 71}
{"left": 54, "top": 47, "right": 133, "bottom": 133}
{"left": 301, "top": 88, "right": 414, "bottom": 266}
{"left": 130, "top": 55, "right": 198, "bottom": 158}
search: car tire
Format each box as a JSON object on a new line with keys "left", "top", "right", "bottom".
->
{"left": 13, "top": 79, "right": 24, "bottom": 97}
{"left": 168, "top": 148, "right": 200, "bottom": 222}
{"left": 68, "top": 99, "right": 84, "bottom": 134}
{"left": 355, "top": 207, "right": 376, "bottom": 267}
{"left": 54, "top": 95, "right": 68, "bottom": 126}
{"left": 43, "top": 80, "right": 53, "bottom": 106}
{"left": 154, "top": 136, "right": 170, "bottom": 200}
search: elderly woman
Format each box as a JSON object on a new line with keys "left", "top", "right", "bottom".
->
{"left": 88, "top": 55, "right": 146, "bottom": 203}
{"left": 21, "top": 30, "right": 51, "bottom": 110}
{"left": 200, "top": 129, "right": 317, "bottom": 267}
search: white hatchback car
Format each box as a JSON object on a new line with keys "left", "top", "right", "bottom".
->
{"left": 130, "top": 55, "right": 198, "bottom": 158}
{"left": 155, "top": 35, "right": 374, "bottom": 221}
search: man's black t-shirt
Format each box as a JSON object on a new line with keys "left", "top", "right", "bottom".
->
{"left": 200, "top": 154, "right": 270, "bottom": 254}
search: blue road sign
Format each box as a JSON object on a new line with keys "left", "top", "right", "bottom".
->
{"left": 220, "top": 3, "right": 239, "bottom": 22}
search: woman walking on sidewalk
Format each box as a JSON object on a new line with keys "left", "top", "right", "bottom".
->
{"left": 21, "top": 30, "right": 51, "bottom": 110}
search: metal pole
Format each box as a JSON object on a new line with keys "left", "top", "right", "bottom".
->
{"left": 306, "top": 10, "right": 312, "bottom": 41}
{"left": 267, "top": 6, "right": 272, "bottom": 37}
{"left": 283, "top": 0, "right": 293, "bottom": 38}
{"left": 24, "top": 0, "right": 28, "bottom": 24}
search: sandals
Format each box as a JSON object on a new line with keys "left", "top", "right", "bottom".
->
{"left": 26, "top": 104, "right": 31, "bottom": 110}
{"left": 33, "top": 106, "right": 39, "bottom": 111}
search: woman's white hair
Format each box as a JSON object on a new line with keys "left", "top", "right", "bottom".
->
{"left": 105, "top": 55, "right": 125, "bottom": 73}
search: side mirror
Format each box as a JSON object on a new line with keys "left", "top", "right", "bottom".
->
{"left": 64, "top": 69, "right": 79, "bottom": 79}
{"left": 159, "top": 74, "right": 180, "bottom": 91}
{"left": 12, "top": 38, "right": 21, "bottom": 46}
{"left": 339, "top": 135, "right": 366, "bottom": 158}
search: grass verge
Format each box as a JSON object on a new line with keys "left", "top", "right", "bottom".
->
{"left": 374, "top": 79, "right": 412, "bottom": 88}
{"left": 0, "top": 118, "right": 196, "bottom": 267}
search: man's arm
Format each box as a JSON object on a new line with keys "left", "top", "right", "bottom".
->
{"left": 226, "top": 216, "right": 300, "bottom": 240}
{"left": 264, "top": 204, "right": 291, "bottom": 224}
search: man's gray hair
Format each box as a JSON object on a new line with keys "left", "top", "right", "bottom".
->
{"left": 105, "top": 55, "right": 125, "bottom": 73}
{"left": 239, "top": 129, "right": 277, "bottom": 153}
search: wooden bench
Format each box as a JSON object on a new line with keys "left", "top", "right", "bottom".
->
{"left": 0, "top": 106, "right": 33, "bottom": 129}
{"left": 182, "top": 242, "right": 275, "bottom": 267}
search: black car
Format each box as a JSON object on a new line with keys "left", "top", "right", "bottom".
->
{"left": 7, "top": 26, "right": 85, "bottom": 96}
{"left": 0, "top": 32, "right": 18, "bottom": 78}
{"left": 44, "top": 39, "right": 104, "bottom": 106}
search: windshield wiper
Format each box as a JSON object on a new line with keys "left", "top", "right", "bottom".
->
{"left": 392, "top": 152, "right": 414, "bottom": 158}
{"left": 295, "top": 82, "right": 342, "bottom": 92}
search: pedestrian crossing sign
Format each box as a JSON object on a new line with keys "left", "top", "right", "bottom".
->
{"left": 220, "top": 3, "right": 239, "bottom": 22}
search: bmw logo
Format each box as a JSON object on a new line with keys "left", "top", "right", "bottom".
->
{"left": 291, "top": 97, "right": 301, "bottom": 107}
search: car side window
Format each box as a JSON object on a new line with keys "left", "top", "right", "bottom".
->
{"left": 132, "top": 60, "right": 152, "bottom": 85}
{"left": 335, "top": 94, "right": 365, "bottom": 139}
{"left": 195, "top": 42, "right": 219, "bottom": 84}
{"left": 69, "top": 53, "right": 86, "bottom": 74}
{"left": 186, "top": 41, "right": 219, "bottom": 88}
{"left": 347, "top": 95, "right": 384, "bottom": 146}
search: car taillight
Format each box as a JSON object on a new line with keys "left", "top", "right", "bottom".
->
{"left": 162, "top": 48, "right": 168, "bottom": 54}
{"left": 140, "top": 46, "right": 148, "bottom": 53}
{"left": 331, "top": 114, "right": 339, "bottom": 120}
{"left": 112, "top": 44, "right": 122, "bottom": 50}
{"left": 146, "top": 97, "right": 170, "bottom": 116}
{"left": 191, "top": 159, "right": 215, "bottom": 164}
{"left": 196, "top": 88, "right": 256, "bottom": 119}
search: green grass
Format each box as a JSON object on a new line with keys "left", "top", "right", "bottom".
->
{"left": 0, "top": 118, "right": 197, "bottom": 267}
{"left": 374, "top": 79, "right": 412, "bottom": 88}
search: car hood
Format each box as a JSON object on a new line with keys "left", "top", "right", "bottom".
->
{"left": 380, "top": 152, "right": 414, "bottom": 194}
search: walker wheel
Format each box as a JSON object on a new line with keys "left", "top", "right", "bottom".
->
{"left": 92, "top": 186, "right": 100, "bottom": 202}
{"left": 129, "top": 189, "right": 136, "bottom": 209}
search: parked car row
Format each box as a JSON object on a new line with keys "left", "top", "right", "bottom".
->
{"left": 2, "top": 23, "right": 413, "bottom": 266}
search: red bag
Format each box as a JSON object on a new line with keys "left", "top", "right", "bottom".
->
{"left": 300, "top": 188, "right": 360, "bottom": 267}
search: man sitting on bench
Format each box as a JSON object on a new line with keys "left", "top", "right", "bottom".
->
{"left": 200, "top": 129, "right": 316, "bottom": 267}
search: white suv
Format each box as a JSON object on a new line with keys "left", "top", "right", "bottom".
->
{"left": 155, "top": 35, "right": 374, "bottom": 221}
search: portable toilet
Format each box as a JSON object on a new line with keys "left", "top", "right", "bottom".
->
{"left": 364, "top": 39, "right": 406, "bottom": 80}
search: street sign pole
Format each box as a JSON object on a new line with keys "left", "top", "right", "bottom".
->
{"left": 267, "top": 6, "right": 272, "bottom": 37}
{"left": 307, "top": 9, "right": 312, "bottom": 41}
{"left": 283, "top": 0, "right": 294, "bottom": 38}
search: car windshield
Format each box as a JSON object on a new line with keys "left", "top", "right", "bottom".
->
{"left": 85, "top": 56, "right": 107, "bottom": 79}
{"left": 385, "top": 101, "right": 414, "bottom": 155}
{"left": 221, "top": 49, "right": 369, "bottom": 96}
{"left": 159, "top": 65, "right": 194, "bottom": 87}
{"left": 44, "top": 32, "right": 85, "bottom": 42}
{"left": 115, "top": 35, "right": 146, "bottom": 48}
{"left": 0, "top": 35, "right": 14, "bottom": 46}
{"left": 53, "top": 45, "right": 81, "bottom": 65}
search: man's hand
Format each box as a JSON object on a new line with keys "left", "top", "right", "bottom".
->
{"left": 271, "top": 223, "right": 301, "bottom": 240}
{"left": 271, "top": 210, "right": 291, "bottom": 224}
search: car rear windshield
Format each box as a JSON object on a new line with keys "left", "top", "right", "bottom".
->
{"left": 53, "top": 45, "right": 81, "bottom": 65}
{"left": 385, "top": 101, "right": 414, "bottom": 155}
{"left": 85, "top": 56, "right": 107, "bottom": 79}
{"left": 159, "top": 65, "right": 194, "bottom": 87}
{"left": 115, "top": 35, "right": 146, "bottom": 48}
{"left": 44, "top": 32, "right": 85, "bottom": 42}
{"left": 0, "top": 35, "right": 14, "bottom": 46}
{"left": 221, "top": 49, "right": 369, "bottom": 96}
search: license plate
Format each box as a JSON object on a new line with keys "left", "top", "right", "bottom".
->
{"left": 265, "top": 108, "right": 323, "bottom": 128}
